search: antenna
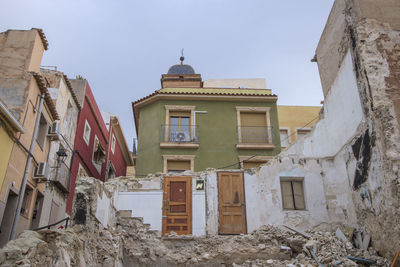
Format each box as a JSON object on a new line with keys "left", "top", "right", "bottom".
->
{"left": 180, "top": 48, "right": 184, "bottom": 64}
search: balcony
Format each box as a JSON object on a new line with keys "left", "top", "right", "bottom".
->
{"left": 160, "top": 125, "right": 199, "bottom": 149}
{"left": 53, "top": 163, "right": 70, "bottom": 193}
{"left": 236, "top": 126, "right": 275, "bottom": 150}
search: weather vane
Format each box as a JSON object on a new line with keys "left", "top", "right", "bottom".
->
{"left": 180, "top": 48, "right": 184, "bottom": 64}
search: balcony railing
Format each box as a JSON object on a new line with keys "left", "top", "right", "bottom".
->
{"left": 161, "top": 125, "right": 199, "bottom": 143}
{"left": 237, "top": 126, "right": 274, "bottom": 144}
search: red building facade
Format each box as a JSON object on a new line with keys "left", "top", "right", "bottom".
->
{"left": 66, "top": 80, "right": 108, "bottom": 213}
{"left": 66, "top": 80, "right": 132, "bottom": 214}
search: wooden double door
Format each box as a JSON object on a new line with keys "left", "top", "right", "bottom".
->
{"left": 218, "top": 172, "right": 247, "bottom": 234}
{"left": 162, "top": 176, "right": 192, "bottom": 236}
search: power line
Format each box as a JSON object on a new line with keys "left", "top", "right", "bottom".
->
{"left": 215, "top": 115, "right": 320, "bottom": 170}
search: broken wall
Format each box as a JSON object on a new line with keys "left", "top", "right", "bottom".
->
{"left": 315, "top": 0, "right": 400, "bottom": 259}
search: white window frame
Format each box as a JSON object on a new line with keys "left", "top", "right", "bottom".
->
{"left": 111, "top": 134, "right": 116, "bottom": 154}
{"left": 279, "top": 127, "right": 291, "bottom": 148}
{"left": 280, "top": 177, "right": 306, "bottom": 211}
{"left": 83, "top": 120, "right": 91, "bottom": 145}
{"left": 295, "top": 127, "right": 312, "bottom": 141}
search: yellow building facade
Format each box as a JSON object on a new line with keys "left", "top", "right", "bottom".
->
{"left": 0, "top": 101, "right": 25, "bottom": 192}
{"left": 0, "top": 29, "right": 58, "bottom": 246}
{"left": 277, "top": 105, "right": 321, "bottom": 148}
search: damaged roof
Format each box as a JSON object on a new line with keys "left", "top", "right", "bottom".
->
{"left": 31, "top": 72, "right": 59, "bottom": 120}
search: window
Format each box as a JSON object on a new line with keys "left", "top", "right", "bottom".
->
{"left": 64, "top": 102, "right": 75, "bottom": 140}
{"left": 236, "top": 107, "right": 273, "bottom": 148}
{"left": 162, "top": 155, "right": 195, "bottom": 173}
{"left": 280, "top": 129, "right": 289, "bottom": 148}
{"left": 21, "top": 186, "right": 33, "bottom": 217}
{"left": 77, "top": 164, "right": 88, "bottom": 177}
{"left": 107, "top": 162, "right": 116, "bottom": 179}
{"left": 167, "top": 160, "right": 191, "bottom": 173}
{"left": 83, "top": 120, "right": 91, "bottom": 145}
{"left": 239, "top": 156, "right": 271, "bottom": 169}
{"left": 242, "top": 161, "right": 264, "bottom": 169}
{"left": 36, "top": 113, "right": 48, "bottom": 149}
{"left": 280, "top": 178, "right": 305, "bottom": 210}
{"left": 111, "top": 134, "right": 116, "bottom": 154}
{"left": 92, "top": 136, "right": 105, "bottom": 173}
{"left": 296, "top": 128, "right": 311, "bottom": 140}
{"left": 161, "top": 105, "right": 197, "bottom": 145}
{"left": 169, "top": 111, "right": 190, "bottom": 142}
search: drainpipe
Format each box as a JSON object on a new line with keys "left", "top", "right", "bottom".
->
{"left": 10, "top": 93, "right": 45, "bottom": 240}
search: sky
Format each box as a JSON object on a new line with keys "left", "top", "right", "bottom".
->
{"left": 1, "top": 0, "right": 334, "bottom": 150}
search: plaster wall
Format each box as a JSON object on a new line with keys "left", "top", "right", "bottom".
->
{"left": 287, "top": 51, "right": 364, "bottom": 158}
{"left": 192, "top": 192, "right": 206, "bottom": 236}
{"left": 0, "top": 126, "right": 14, "bottom": 191}
{"left": 116, "top": 191, "right": 163, "bottom": 231}
{"left": 95, "top": 190, "right": 112, "bottom": 228}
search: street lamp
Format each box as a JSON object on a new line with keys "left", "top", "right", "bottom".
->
{"left": 56, "top": 148, "right": 67, "bottom": 164}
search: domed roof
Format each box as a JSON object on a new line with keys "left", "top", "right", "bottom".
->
{"left": 167, "top": 64, "right": 195, "bottom": 75}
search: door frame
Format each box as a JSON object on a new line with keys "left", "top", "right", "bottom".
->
{"left": 217, "top": 171, "right": 247, "bottom": 235}
{"left": 162, "top": 176, "right": 192, "bottom": 236}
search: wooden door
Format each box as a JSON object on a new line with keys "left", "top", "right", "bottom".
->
{"left": 162, "top": 176, "right": 192, "bottom": 235}
{"left": 218, "top": 172, "right": 247, "bottom": 234}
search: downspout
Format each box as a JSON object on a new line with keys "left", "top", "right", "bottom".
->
{"left": 10, "top": 93, "right": 45, "bottom": 240}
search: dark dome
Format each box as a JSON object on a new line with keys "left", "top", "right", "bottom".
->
{"left": 167, "top": 64, "right": 195, "bottom": 75}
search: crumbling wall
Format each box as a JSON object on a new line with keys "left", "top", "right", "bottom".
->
{"left": 314, "top": 0, "right": 400, "bottom": 259}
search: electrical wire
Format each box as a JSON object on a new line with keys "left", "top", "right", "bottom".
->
{"left": 133, "top": 114, "right": 320, "bottom": 175}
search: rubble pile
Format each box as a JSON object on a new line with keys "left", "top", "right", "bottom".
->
{"left": 0, "top": 176, "right": 391, "bottom": 266}
{"left": 117, "top": 217, "right": 389, "bottom": 266}
{"left": 0, "top": 219, "right": 390, "bottom": 266}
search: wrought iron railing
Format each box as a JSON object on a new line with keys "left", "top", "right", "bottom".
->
{"left": 161, "top": 125, "right": 199, "bottom": 143}
{"left": 33, "top": 217, "right": 70, "bottom": 231}
{"left": 237, "top": 126, "right": 274, "bottom": 144}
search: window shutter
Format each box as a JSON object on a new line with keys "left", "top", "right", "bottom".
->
{"left": 167, "top": 160, "right": 190, "bottom": 172}
{"left": 292, "top": 181, "right": 305, "bottom": 210}
{"left": 243, "top": 161, "right": 264, "bottom": 169}
{"left": 281, "top": 181, "right": 294, "bottom": 209}
{"left": 240, "top": 112, "right": 267, "bottom": 127}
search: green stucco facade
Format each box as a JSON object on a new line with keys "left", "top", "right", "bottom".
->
{"left": 135, "top": 98, "right": 281, "bottom": 176}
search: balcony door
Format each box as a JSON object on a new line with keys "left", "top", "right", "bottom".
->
{"left": 240, "top": 112, "right": 268, "bottom": 143}
{"left": 169, "top": 111, "right": 190, "bottom": 142}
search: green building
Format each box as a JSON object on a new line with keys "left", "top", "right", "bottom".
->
{"left": 132, "top": 59, "right": 281, "bottom": 176}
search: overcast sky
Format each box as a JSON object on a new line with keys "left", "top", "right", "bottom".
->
{"left": 1, "top": 0, "right": 334, "bottom": 149}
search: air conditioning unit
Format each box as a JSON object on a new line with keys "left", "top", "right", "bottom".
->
{"left": 175, "top": 131, "right": 189, "bottom": 142}
{"left": 33, "top": 162, "right": 49, "bottom": 181}
{"left": 47, "top": 121, "right": 60, "bottom": 140}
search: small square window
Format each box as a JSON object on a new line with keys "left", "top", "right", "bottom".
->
{"left": 83, "top": 120, "right": 91, "bottom": 145}
{"left": 297, "top": 129, "right": 311, "bottom": 140}
{"left": 280, "top": 178, "right": 305, "bottom": 210}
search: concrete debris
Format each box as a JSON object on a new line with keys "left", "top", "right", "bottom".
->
{"left": 0, "top": 220, "right": 390, "bottom": 266}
